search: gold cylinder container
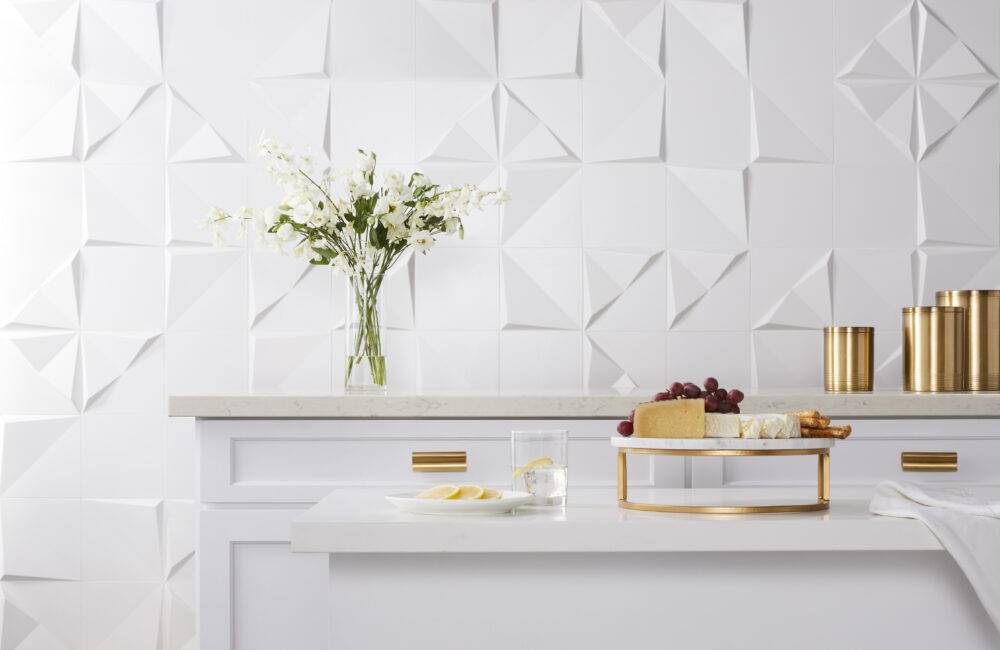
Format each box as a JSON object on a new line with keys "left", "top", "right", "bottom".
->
{"left": 935, "top": 290, "right": 1000, "bottom": 391}
{"left": 902, "top": 307, "right": 966, "bottom": 392}
{"left": 824, "top": 326, "right": 874, "bottom": 392}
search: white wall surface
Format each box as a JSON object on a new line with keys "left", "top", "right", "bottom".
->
{"left": 1, "top": 0, "right": 999, "bottom": 647}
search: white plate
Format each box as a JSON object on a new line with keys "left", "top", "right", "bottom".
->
{"left": 386, "top": 491, "right": 533, "bottom": 515}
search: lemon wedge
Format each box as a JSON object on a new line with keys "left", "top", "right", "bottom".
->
{"left": 480, "top": 487, "right": 502, "bottom": 500}
{"left": 416, "top": 484, "right": 460, "bottom": 500}
{"left": 512, "top": 456, "right": 554, "bottom": 479}
{"left": 456, "top": 484, "right": 485, "bottom": 500}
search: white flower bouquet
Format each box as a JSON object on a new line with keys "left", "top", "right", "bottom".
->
{"left": 203, "top": 134, "right": 508, "bottom": 393}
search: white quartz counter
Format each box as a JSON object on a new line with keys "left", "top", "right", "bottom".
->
{"left": 170, "top": 391, "right": 1000, "bottom": 419}
{"left": 290, "top": 488, "right": 944, "bottom": 554}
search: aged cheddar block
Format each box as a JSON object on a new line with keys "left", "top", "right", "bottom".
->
{"left": 634, "top": 399, "right": 705, "bottom": 438}
{"left": 705, "top": 413, "right": 739, "bottom": 438}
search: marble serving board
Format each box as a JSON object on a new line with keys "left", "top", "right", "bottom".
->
{"left": 610, "top": 437, "right": 835, "bottom": 450}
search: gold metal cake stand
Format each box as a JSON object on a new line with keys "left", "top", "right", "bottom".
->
{"left": 617, "top": 447, "right": 831, "bottom": 514}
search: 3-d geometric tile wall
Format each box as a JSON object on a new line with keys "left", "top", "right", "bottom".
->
{"left": 2, "top": 0, "right": 1000, "bottom": 647}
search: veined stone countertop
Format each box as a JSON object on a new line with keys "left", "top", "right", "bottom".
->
{"left": 168, "top": 391, "right": 1000, "bottom": 419}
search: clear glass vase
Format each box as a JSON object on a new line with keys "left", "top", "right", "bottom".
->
{"left": 344, "top": 273, "right": 387, "bottom": 394}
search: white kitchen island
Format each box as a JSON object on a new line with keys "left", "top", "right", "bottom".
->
{"left": 292, "top": 488, "right": 1000, "bottom": 650}
{"left": 168, "top": 392, "right": 1000, "bottom": 650}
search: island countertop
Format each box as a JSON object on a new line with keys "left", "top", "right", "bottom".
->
{"left": 290, "top": 487, "right": 946, "bottom": 554}
{"left": 169, "top": 391, "right": 1000, "bottom": 419}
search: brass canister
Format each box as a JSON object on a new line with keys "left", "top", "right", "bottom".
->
{"left": 902, "top": 307, "right": 966, "bottom": 392}
{"left": 935, "top": 290, "right": 1000, "bottom": 391}
{"left": 823, "top": 326, "right": 874, "bottom": 392}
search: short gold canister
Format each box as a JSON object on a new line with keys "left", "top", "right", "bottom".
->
{"left": 935, "top": 290, "right": 1000, "bottom": 391}
{"left": 823, "top": 326, "right": 874, "bottom": 392}
{"left": 902, "top": 307, "right": 966, "bottom": 392}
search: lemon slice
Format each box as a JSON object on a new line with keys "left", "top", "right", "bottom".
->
{"left": 416, "top": 484, "right": 460, "bottom": 500}
{"left": 480, "top": 487, "right": 502, "bottom": 500}
{"left": 512, "top": 456, "right": 554, "bottom": 479}
{"left": 456, "top": 484, "right": 485, "bottom": 500}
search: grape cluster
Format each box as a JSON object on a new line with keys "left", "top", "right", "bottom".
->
{"left": 617, "top": 377, "right": 745, "bottom": 437}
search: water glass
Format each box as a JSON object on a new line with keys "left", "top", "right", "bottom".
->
{"left": 511, "top": 430, "right": 568, "bottom": 506}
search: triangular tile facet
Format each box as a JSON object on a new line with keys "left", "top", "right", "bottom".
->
{"left": 584, "top": 249, "right": 656, "bottom": 324}
{"left": 667, "top": 250, "right": 739, "bottom": 326}
{"left": 10, "top": 257, "right": 79, "bottom": 329}
{"left": 755, "top": 252, "right": 832, "bottom": 329}
{"left": 750, "top": 87, "right": 828, "bottom": 163}
{"left": 168, "top": 89, "right": 241, "bottom": 163}
{"left": 671, "top": 0, "right": 747, "bottom": 77}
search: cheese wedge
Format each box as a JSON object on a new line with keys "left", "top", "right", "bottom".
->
{"left": 705, "top": 413, "right": 739, "bottom": 438}
{"left": 634, "top": 399, "right": 705, "bottom": 438}
{"left": 739, "top": 415, "right": 762, "bottom": 439}
{"left": 780, "top": 414, "right": 801, "bottom": 438}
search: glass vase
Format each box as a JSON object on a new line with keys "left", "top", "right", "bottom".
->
{"left": 344, "top": 273, "right": 387, "bottom": 394}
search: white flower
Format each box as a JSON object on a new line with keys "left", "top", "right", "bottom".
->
{"left": 355, "top": 150, "right": 375, "bottom": 173}
{"left": 332, "top": 255, "right": 354, "bottom": 276}
{"left": 263, "top": 206, "right": 279, "bottom": 228}
{"left": 410, "top": 171, "right": 431, "bottom": 189}
{"left": 409, "top": 230, "right": 435, "bottom": 252}
{"left": 286, "top": 194, "right": 314, "bottom": 224}
{"left": 292, "top": 243, "right": 306, "bottom": 258}
{"left": 383, "top": 169, "right": 404, "bottom": 189}
{"left": 276, "top": 222, "right": 295, "bottom": 241}
{"left": 444, "top": 217, "right": 461, "bottom": 234}
{"left": 309, "top": 212, "right": 329, "bottom": 228}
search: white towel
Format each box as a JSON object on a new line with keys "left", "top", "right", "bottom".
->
{"left": 870, "top": 481, "right": 1000, "bottom": 633}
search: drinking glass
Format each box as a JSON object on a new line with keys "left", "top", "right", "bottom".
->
{"left": 511, "top": 430, "right": 568, "bottom": 506}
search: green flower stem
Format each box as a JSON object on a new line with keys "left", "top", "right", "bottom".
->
{"left": 345, "top": 272, "right": 386, "bottom": 389}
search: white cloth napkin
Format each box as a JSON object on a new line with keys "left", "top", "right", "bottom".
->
{"left": 870, "top": 481, "right": 1000, "bottom": 633}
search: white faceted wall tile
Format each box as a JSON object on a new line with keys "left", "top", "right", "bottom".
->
{"left": 665, "top": 0, "right": 751, "bottom": 167}
{"left": 913, "top": 247, "right": 1000, "bottom": 305}
{"left": 246, "top": 0, "right": 330, "bottom": 78}
{"left": 251, "top": 253, "right": 333, "bottom": 332}
{"left": 419, "top": 163, "right": 500, "bottom": 245}
{"left": 251, "top": 333, "right": 333, "bottom": 394}
{"left": 752, "top": 330, "right": 824, "bottom": 389}
{"left": 332, "top": 82, "right": 416, "bottom": 163}
{"left": 0, "top": 336, "right": 79, "bottom": 415}
{"left": 874, "top": 329, "right": 904, "bottom": 390}
{"left": 501, "top": 248, "right": 582, "bottom": 330}
{"left": 751, "top": 248, "right": 832, "bottom": 330}
{"left": 834, "top": 164, "right": 917, "bottom": 248}
{"left": 503, "top": 80, "right": 582, "bottom": 161}
{"left": 502, "top": 164, "right": 581, "bottom": 246}
{"left": 749, "top": 0, "right": 834, "bottom": 162}
{"left": 165, "top": 331, "right": 248, "bottom": 394}
{"left": 835, "top": 0, "right": 913, "bottom": 72}
{"left": 167, "top": 248, "right": 247, "bottom": 331}
{"left": 588, "top": 251, "right": 666, "bottom": 331}
{"left": 82, "top": 332, "right": 162, "bottom": 411}
{"left": 1, "top": 580, "right": 82, "bottom": 650}
{"left": 167, "top": 164, "right": 247, "bottom": 245}
{"left": 667, "top": 250, "right": 749, "bottom": 331}
{"left": 0, "top": 164, "right": 82, "bottom": 325}
{"left": 379, "top": 331, "right": 420, "bottom": 392}
{"left": 330, "top": 0, "right": 416, "bottom": 79}
{"left": 249, "top": 78, "right": 331, "bottom": 163}
{"left": 82, "top": 413, "right": 163, "bottom": 499}
{"left": 0, "top": 417, "right": 80, "bottom": 498}
{"left": 499, "top": 331, "right": 583, "bottom": 391}
{"left": 833, "top": 248, "right": 914, "bottom": 329}
{"left": 416, "top": 81, "right": 497, "bottom": 163}
{"left": 582, "top": 163, "right": 665, "bottom": 248}
{"left": 499, "top": 0, "right": 581, "bottom": 79}
{"left": 82, "top": 498, "right": 162, "bottom": 581}
{"left": 922, "top": 91, "right": 1000, "bottom": 169}
{"left": 416, "top": 0, "right": 496, "bottom": 79}
{"left": 82, "top": 581, "right": 163, "bottom": 650}
{"left": 80, "top": 246, "right": 165, "bottom": 331}
{"left": 586, "top": 331, "right": 667, "bottom": 394}
{"left": 832, "top": 85, "right": 913, "bottom": 165}
{"left": 667, "top": 167, "right": 747, "bottom": 251}
{"left": 84, "top": 165, "right": 165, "bottom": 246}
{"left": 1, "top": 498, "right": 81, "bottom": 580}
{"left": 923, "top": 0, "right": 1000, "bottom": 71}
{"left": 165, "top": 418, "right": 197, "bottom": 501}
{"left": 918, "top": 163, "right": 999, "bottom": 247}
{"left": 666, "top": 331, "right": 752, "bottom": 390}
{"left": 79, "top": 0, "right": 162, "bottom": 84}
{"left": 415, "top": 248, "right": 499, "bottom": 329}
{"left": 87, "top": 85, "right": 168, "bottom": 164}
{"left": 418, "top": 331, "right": 499, "bottom": 391}
{"left": 748, "top": 164, "right": 834, "bottom": 247}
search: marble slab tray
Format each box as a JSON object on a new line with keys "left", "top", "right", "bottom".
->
{"left": 610, "top": 437, "right": 835, "bottom": 450}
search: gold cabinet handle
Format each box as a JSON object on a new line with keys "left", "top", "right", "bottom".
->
{"left": 901, "top": 452, "right": 957, "bottom": 472}
{"left": 412, "top": 451, "right": 467, "bottom": 472}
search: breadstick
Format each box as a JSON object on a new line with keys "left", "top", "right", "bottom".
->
{"left": 791, "top": 410, "right": 821, "bottom": 419}
{"left": 798, "top": 415, "right": 831, "bottom": 428}
{"left": 801, "top": 425, "right": 852, "bottom": 439}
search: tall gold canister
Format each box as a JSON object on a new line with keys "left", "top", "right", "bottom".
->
{"left": 824, "top": 326, "right": 874, "bottom": 392}
{"left": 935, "top": 290, "right": 1000, "bottom": 391}
{"left": 902, "top": 306, "right": 966, "bottom": 392}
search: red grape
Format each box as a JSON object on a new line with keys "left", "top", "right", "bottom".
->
{"left": 617, "top": 420, "right": 634, "bottom": 436}
{"left": 717, "top": 400, "right": 732, "bottom": 414}
{"left": 704, "top": 377, "right": 719, "bottom": 392}
{"left": 714, "top": 388, "right": 727, "bottom": 401}
{"left": 728, "top": 389, "right": 744, "bottom": 404}
{"left": 683, "top": 384, "right": 701, "bottom": 399}
{"left": 669, "top": 382, "right": 684, "bottom": 397}
{"left": 705, "top": 395, "right": 719, "bottom": 412}
{"left": 654, "top": 392, "right": 671, "bottom": 401}
{"left": 731, "top": 404, "right": 740, "bottom": 414}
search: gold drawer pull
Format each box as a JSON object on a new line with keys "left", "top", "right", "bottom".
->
{"left": 412, "top": 451, "right": 467, "bottom": 472}
{"left": 901, "top": 452, "right": 957, "bottom": 472}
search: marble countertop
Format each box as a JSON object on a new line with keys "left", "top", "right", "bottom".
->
{"left": 169, "top": 391, "right": 1000, "bottom": 419}
{"left": 290, "top": 487, "right": 944, "bottom": 554}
